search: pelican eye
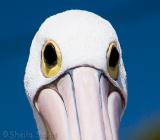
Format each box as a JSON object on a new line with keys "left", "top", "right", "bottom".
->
{"left": 41, "top": 40, "right": 62, "bottom": 78}
{"left": 107, "top": 42, "right": 120, "bottom": 80}
{"left": 44, "top": 44, "right": 57, "bottom": 67}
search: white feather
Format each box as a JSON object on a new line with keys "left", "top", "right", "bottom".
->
{"left": 24, "top": 10, "right": 127, "bottom": 139}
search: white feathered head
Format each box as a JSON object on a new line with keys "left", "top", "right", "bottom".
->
{"left": 24, "top": 10, "right": 127, "bottom": 140}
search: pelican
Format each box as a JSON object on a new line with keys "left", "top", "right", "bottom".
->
{"left": 24, "top": 10, "right": 127, "bottom": 140}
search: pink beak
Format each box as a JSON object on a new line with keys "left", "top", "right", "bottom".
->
{"left": 35, "top": 67, "right": 123, "bottom": 140}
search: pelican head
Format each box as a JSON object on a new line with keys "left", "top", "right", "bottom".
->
{"left": 24, "top": 10, "right": 127, "bottom": 140}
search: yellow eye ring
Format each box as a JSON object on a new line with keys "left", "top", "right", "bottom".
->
{"left": 107, "top": 42, "right": 120, "bottom": 80}
{"left": 41, "top": 40, "right": 62, "bottom": 78}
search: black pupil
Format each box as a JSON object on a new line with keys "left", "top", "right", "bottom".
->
{"left": 44, "top": 44, "right": 57, "bottom": 67}
{"left": 109, "top": 47, "right": 119, "bottom": 67}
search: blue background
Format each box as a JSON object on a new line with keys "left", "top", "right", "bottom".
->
{"left": 0, "top": 0, "right": 160, "bottom": 139}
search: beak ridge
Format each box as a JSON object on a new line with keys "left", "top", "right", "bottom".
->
{"left": 35, "top": 67, "right": 123, "bottom": 140}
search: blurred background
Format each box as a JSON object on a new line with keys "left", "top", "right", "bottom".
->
{"left": 0, "top": 0, "right": 160, "bottom": 139}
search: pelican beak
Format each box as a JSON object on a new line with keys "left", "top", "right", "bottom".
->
{"left": 35, "top": 67, "right": 123, "bottom": 140}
